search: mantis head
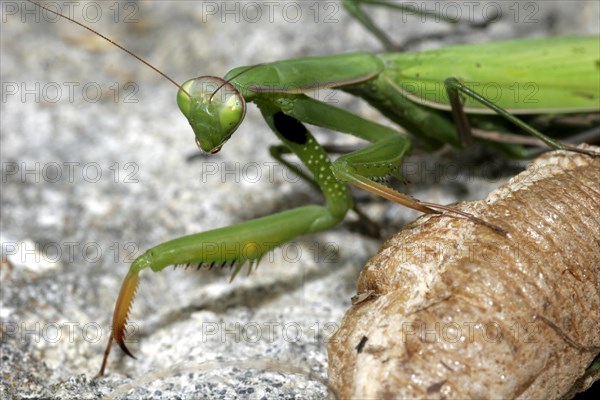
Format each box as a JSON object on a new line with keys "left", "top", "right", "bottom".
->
{"left": 177, "top": 77, "right": 246, "bottom": 154}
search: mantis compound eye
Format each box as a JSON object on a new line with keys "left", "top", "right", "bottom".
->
{"left": 177, "top": 76, "right": 246, "bottom": 154}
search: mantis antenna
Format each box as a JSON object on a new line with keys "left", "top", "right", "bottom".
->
{"left": 28, "top": 0, "right": 271, "bottom": 112}
{"left": 26, "top": 0, "right": 192, "bottom": 99}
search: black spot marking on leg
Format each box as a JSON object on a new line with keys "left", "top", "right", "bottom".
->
{"left": 274, "top": 112, "right": 307, "bottom": 145}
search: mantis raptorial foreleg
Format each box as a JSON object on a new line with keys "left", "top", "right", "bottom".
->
{"left": 100, "top": 117, "right": 355, "bottom": 374}
{"left": 256, "top": 93, "right": 510, "bottom": 233}
{"left": 269, "top": 144, "right": 320, "bottom": 191}
{"left": 269, "top": 144, "right": 384, "bottom": 238}
{"left": 258, "top": 96, "right": 436, "bottom": 215}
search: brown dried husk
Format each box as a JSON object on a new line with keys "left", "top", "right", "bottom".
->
{"left": 329, "top": 146, "right": 600, "bottom": 399}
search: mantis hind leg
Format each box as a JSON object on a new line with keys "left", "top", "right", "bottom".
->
{"left": 342, "top": 0, "right": 498, "bottom": 51}
{"left": 444, "top": 78, "right": 600, "bottom": 157}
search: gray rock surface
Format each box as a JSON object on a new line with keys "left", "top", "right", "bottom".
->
{"left": 2, "top": 1, "right": 598, "bottom": 399}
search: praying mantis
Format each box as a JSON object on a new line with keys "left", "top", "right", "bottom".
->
{"left": 13, "top": 1, "right": 600, "bottom": 383}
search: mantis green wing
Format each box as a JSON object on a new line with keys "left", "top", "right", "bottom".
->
{"left": 386, "top": 35, "right": 600, "bottom": 113}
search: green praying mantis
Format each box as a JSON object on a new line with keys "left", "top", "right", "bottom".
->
{"left": 26, "top": 1, "right": 600, "bottom": 377}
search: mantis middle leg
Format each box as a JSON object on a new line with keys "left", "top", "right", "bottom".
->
{"left": 343, "top": 0, "right": 498, "bottom": 51}
{"left": 444, "top": 78, "right": 600, "bottom": 158}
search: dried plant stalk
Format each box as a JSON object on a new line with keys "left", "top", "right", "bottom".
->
{"left": 329, "top": 146, "right": 600, "bottom": 399}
